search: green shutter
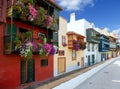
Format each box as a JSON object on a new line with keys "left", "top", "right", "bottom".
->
{"left": 27, "top": 59, "right": 35, "bottom": 82}
{"left": 12, "top": 24, "right": 17, "bottom": 51}
{"left": 53, "top": 9, "right": 59, "bottom": 30}
{"left": 4, "top": 24, "right": 17, "bottom": 54}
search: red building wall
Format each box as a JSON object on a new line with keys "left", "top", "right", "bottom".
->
{"left": 0, "top": 24, "right": 20, "bottom": 89}
{"left": 34, "top": 55, "right": 53, "bottom": 81}
{"left": 0, "top": 23, "right": 54, "bottom": 89}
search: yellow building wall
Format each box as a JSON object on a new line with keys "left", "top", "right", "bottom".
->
{"left": 54, "top": 16, "right": 84, "bottom": 76}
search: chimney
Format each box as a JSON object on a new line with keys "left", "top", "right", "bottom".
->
{"left": 70, "top": 13, "right": 75, "bottom": 22}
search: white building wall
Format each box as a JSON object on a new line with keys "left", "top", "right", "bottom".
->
{"left": 67, "top": 13, "right": 102, "bottom": 67}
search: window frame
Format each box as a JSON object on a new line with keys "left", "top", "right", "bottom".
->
{"left": 72, "top": 50, "right": 76, "bottom": 60}
{"left": 41, "top": 59, "right": 48, "bottom": 67}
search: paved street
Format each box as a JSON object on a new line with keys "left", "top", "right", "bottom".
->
{"left": 74, "top": 58, "right": 120, "bottom": 89}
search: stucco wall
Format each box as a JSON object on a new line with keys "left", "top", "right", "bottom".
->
{"left": 54, "top": 16, "right": 84, "bottom": 76}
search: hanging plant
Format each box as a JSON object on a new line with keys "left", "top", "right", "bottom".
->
{"left": 80, "top": 42, "right": 86, "bottom": 50}
{"left": 20, "top": 5, "right": 29, "bottom": 21}
{"left": 33, "top": 7, "right": 46, "bottom": 26}
{"left": 21, "top": 0, "right": 34, "bottom": 5}
{"left": 42, "top": 15, "right": 53, "bottom": 28}
{"left": 73, "top": 40, "right": 80, "bottom": 51}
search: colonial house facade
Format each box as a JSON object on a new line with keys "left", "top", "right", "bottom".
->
{"left": 86, "top": 28, "right": 101, "bottom": 66}
{"left": 109, "top": 33, "right": 118, "bottom": 58}
{"left": 99, "top": 34, "right": 110, "bottom": 61}
{"left": 67, "top": 13, "right": 102, "bottom": 67}
{"left": 54, "top": 16, "right": 86, "bottom": 76}
{"left": 0, "top": 0, "right": 62, "bottom": 89}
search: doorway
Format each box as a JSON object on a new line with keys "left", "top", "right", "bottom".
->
{"left": 58, "top": 57, "right": 66, "bottom": 74}
{"left": 81, "top": 57, "right": 84, "bottom": 68}
{"left": 20, "top": 59, "right": 35, "bottom": 84}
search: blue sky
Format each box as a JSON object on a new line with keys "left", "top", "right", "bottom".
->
{"left": 56, "top": 0, "right": 120, "bottom": 33}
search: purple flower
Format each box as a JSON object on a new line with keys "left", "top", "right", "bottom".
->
{"left": 17, "top": 1, "right": 25, "bottom": 9}
{"left": 30, "top": 42, "right": 38, "bottom": 52}
{"left": 42, "top": 43, "right": 52, "bottom": 56}
{"left": 42, "top": 15, "right": 53, "bottom": 28}
{"left": 22, "top": 43, "right": 27, "bottom": 48}
{"left": 29, "top": 5, "right": 38, "bottom": 18}
{"left": 73, "top": 40, "right": 80, "bottom": 51}
{"left": 50, "top": 45, "right": 55, "bottom": 55}
{"left": 73, "top": 44, "right": 80, "bottom": 51}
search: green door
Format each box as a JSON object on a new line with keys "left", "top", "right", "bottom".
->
{"left": 27, "top": 59, "right": 35, "bottom": 83}
{"left": 20, "top": 59, "right": 35, "bottom": 84}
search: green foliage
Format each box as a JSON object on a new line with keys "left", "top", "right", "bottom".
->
{"left": 39, "top": 48, "right": 46, "bottom": 56}
{"left": 34, "top": 7, "right": 46, "bottom": 26}
{"left": 27, "top": 50, "right": 33, "bottom": 59}
{"left": 13, "top": 5, "right": 23, "bottom": 14}
{"left": 38, "top": 43, "right": 46, "bottom": 56}
{"left": 25, "top": 31, "right": 32, "bottom": 38}
{"left": 14, "top": 37, "right": 21, "bottom": 44}
{"left": 22, "top": 0, "right": 34, "bottom": 5}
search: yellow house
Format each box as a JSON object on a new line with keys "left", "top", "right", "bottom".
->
{"left": 54, "top": 16, "right": 85, "bottom": 76}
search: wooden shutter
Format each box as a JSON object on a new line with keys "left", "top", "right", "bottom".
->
{"left": 53, "top": 9, "right": 59, "bottom": 30}
{"left": 4, "top": 24, "right": 17, "bottom": 54}
{"left": 53, "top": 32, "right": 58, "bottom": 43}
{"left": 0, "top": 0, "right": 7, "bottom": 23}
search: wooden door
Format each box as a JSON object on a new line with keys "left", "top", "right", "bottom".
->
{"left": 58, "top": 57, "right": 66, "bottom": 74}
{"left": 81, "top": 57, "right": 84, "bottom": 68}
{"left": 88, "top": 56, "right": 90, "bottom": 66}
{"left": 20, "top": 60, "right": 27, "bottom": 84}
{"left": 20, "top": 59, "right": 35, "bottom": 84}
{"left": 27, "top": 59, "right": 35, "bottom": 83}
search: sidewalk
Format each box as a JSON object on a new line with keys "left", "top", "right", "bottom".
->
{"left": 24, "top": 57, "right": 119, "bottom": 89}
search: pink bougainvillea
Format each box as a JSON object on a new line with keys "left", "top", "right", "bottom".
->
{"left": 28, "top": 3, "right": 38, "bottom": 21}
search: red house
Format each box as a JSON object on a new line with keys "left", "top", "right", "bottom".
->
{"left": 0, "top": 0, "right": 62, "bottom": 89}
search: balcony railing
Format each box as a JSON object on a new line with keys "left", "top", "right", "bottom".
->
{"left": 6, "top": 0, "right": 61, "bottom": 31}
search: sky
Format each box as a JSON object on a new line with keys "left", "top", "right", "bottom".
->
{"left": 56, "top": 0, "right": 120, "bottom": 35}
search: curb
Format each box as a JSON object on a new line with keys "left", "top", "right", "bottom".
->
{"left": 52, "top": 57, "right": 120, "bottom": 89}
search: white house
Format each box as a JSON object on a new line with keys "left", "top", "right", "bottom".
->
{"left": 67, "top": 13, "right": 101, "bottom": 67}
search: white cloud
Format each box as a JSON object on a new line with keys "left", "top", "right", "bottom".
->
{"left": 103, "top": 27, "right": 110, "bottom": 31}
{"left": 112, "top": 28, "right": 120, "bottom": 42}
{"left": 56, "top": 0, "right": 94, "bottom": 11}
{"left": 112, "top": 28, "right": 120, "bottom": 34}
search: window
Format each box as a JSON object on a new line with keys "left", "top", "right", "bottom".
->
{"left": 87, "top": 43, "right": 90, "bottom": 51}
{"left": 59, "top": 50, "right": 64, "bottom": 56}
{"left": 92, "top": 44, "right": 94, "bottom": 51}
{"left": 88, "top": 55, "right": 90, "bottom": 66}
{"left": 38, "top": 32, "right": 45, "bottom": 39}
{"left": 4, "top": 24, "right": 17, "bottom": 54}
{"left": 53, "top": 9, "right": 59, "bottom": 30}
{"left": 72, "top": 50, "right": 76, "bottom": 60}
{"left": 62, "top": 36, "right": 67, "bottom": 46}
{"left": 41, "top": 59, "right": 48, "bottom": 67}
{"left": 92, "top": 55, "right": 95, "bottom": 64}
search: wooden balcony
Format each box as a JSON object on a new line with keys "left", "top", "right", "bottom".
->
{"left": 67, "top": 31, "right": 85, "bottom": 49}
{"left": 86, "top": 28, "right": 100, "bottom": 43}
